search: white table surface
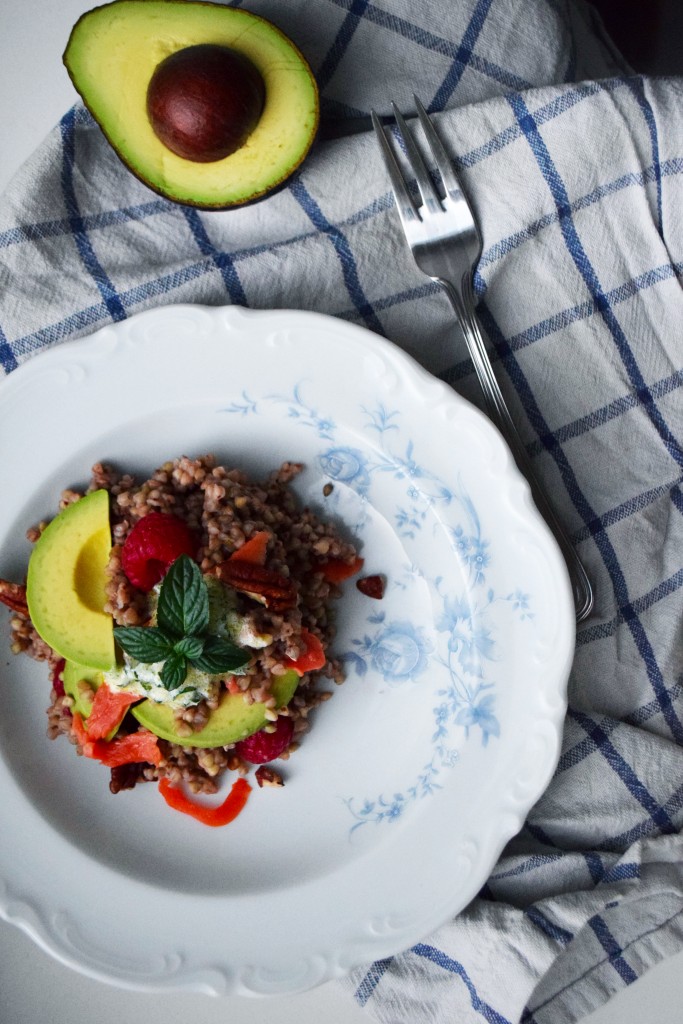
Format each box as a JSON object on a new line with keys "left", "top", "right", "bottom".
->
{"left": 1, "top": 3, "right": 682, "bottom": 1022}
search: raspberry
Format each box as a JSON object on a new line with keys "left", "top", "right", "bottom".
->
{"left": 51, "top": 659, "right": 66, "bottom": 697}
{"left": 121, "top": 512, "right": 198, "bottom": 592}
{"left": 235, "top": 715, "right": 294, "bottom": 764}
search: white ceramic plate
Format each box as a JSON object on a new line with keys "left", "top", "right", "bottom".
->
{"left": 0, "top": 305, "right": 574, "bottom": 995}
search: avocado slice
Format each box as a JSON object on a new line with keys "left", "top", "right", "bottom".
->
{"left": 63, "top": 0, "right": 319, "bottom": 208}
{"left": 63, "top": 660, "right": 102, "bottom": 718}
{"left": 131, "top": 668, "right": 300, "bottom": 747}
{"left": 63, "top": 661, "right": 130, "bottom": 740}
{"left": 26, "top": 490, "right": 115, "bottom": 671}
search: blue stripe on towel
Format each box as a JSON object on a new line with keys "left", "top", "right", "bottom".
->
{"left": 459, "top": 81, "right": 608, "bottom": 171}
{"left": 504, "top": 96, "right": 683, "bottom": 743}
{"left": 589, "top": 916, "right": 639, "bottom": 984}
{"left": 525, "top": 906, "right": 574, "bottom": 945}
{"left": 506, "top": 262, "right": 681, "bottom": 352}
{"left": 0, "top": 198, "right": 169, "bottom": 250}
{"left": 491, "top": 854, "right": 641, "bottom": 899}
{"left": 181, "top": 208, "right": 248, "bottom": 305}
{"left": 523, "top": 775, "right": 683, "bottom": 859}
{"left": 601, "top": 862, "right": 641, "bottom": 884}
{"left": 568, "top": 709, "right": 677, "bottom": 833}
{"left": 557, "top": 715, "right": 620, "bottom": 773}
{"left": 491, "top": 852, "right": 565, "bottom": 881}
{"left": 625, "top": 77, "right": 664, "bottom": 237}
{"left": 413, "top": 943, "right": 514, "bottom": 1024}
{"left": 671, "top": 483, "right": 683, "bottom": 517}
{"left": 584, "top": 853, "right": 605, "bottom": 884}
{"left": 524, "top": 820, "right": 562, "bottom": 849}
{"left": 354, "top": 957, "right": 393, "bottom": 1005}
{"left": 0, "top": 323, "right": 18, "bottom": 373}
{"left": 444, "top": 261, "right": 682, "bottom": 392}
{"left": 592, "top": 781, "right": 683, "bottom": 851}
{"left": 576, "top": 567, "right": 683, "bottom": 649}
{"left": 59, "top": 108, "right": 127, "bottom": 323}
{"left": 316, "top": 0, "right": 369, "bottom": 89}
{"left": 429, "top": 0, "right": 495, "bottom": 109}
{"left": 626, "top": 678, "right": 683, "bottom": 728}
{"left": 528, "top": 370, "right": 683, "bottom": 461}
{"left": 290, "top": 178, "right": 385, "bottom": 334}
{"left": 574, "top": 479, "right": 683, "bottom": 544}
{"left": 507, "top": 92, "right": 683, "bottom": 472}
{"left": 326, "top": 0, "right": 532, "bottom": 91}
{"left": 478, "top": 161, "right": 681, "bottom": 272}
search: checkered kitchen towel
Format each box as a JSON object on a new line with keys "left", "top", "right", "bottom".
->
{"left": 1, "top": 1, "right": 682, "bottom": 1021}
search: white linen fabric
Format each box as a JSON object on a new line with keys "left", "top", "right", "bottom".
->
{"left": 1, "top": 2, "right": 682, "bottom": 1022}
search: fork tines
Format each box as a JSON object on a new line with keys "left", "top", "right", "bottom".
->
{"left": 371, "top": 96, "right": 462, "bottom": 225}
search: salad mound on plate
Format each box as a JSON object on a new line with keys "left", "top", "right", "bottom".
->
{"left": 0, "top": 455, "right": 365, "bottom": 823}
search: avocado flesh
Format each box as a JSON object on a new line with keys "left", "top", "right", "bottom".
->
{"left": 131, "top": 668, "right": 299, "bottom": 747}
{"left": 63, "top": 660, "right": 102, "bottom": 718}
{"left": 63, "top": 0, "right": 319, "bottom": 208}
{"left": 63, "top": 661, "right": 127, "bottom": 740}
{"left": 26, "top": 490, "right": 115, "bottom": 671}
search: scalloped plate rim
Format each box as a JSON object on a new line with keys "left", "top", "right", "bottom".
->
{"left": 0, "top": 304, "right": 574, "bottom": 995}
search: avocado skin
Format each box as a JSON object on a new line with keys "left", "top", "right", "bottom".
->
{"left": 131, "top": 668, "right": 300, "bottom": 748}
{"left": 63, "top": 0, "right": 320, "bottom": 210}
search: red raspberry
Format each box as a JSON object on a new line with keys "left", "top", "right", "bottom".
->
{"left": 235, "top": 716, "right": 294, "bottom": 764}
{"left": 51, "top": 659, "right": 66, "bottom": 697}
{"left": 121, "top": 512, "right": 198, "bottom": 592}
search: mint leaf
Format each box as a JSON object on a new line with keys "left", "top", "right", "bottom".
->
{"left": 114, "top": 626, "right": 174, "bottom": 663}
{"left": 193, "top": 635, "right": 250, "bottom": 675}
{"left": 157, "top": 554, "right": 209, "bottom": 638}
{"left": 115, "top": 560, "right": 247, "bottom": 690}
{"left": 160, "top": 649, "right": 188, "bottom": 690}
{"left": 174, "top": 635, "right": 205, "bottom": 660}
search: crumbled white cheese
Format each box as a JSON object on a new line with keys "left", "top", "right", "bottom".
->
{"left": 104, "top": 658, "right": 220, "bottom": 709}
{"left": 206, "top": 575, "right": 273, "bottom": 648}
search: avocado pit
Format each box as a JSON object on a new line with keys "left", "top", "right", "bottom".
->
{"left": 146, "top": 43, "right": 266, "bottom": 162}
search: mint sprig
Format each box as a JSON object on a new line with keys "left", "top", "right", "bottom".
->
{"left": 113, "top": 554, "right": 249, "bottom": 691}
{"left": 157, "top": 553, "right": 209, "bottom": 638}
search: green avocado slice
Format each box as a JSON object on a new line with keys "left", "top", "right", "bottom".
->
{"left": 63, "top": 660, "right": 102, "bottom": 718}
{"left": 26, "top": 490, "right": 115, "bottom": 671}
{"left": 63, "top": 0, "right": 319, "bottom": 208}
{"left": 131, "top": 668, "right": 300, "bottom": 748}
{"left": 63, "top": 660, "right": 129, "bottom": 740}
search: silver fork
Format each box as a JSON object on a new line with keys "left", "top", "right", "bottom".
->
{"left": 372, "top": 96, "right": 593, "bottom": 622}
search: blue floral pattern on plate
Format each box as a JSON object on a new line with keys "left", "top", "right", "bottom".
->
{"left": 222, "top": 383, "right": 534, "bottom": 833}
{"left": 0, "top": 304, "right": 573, "bottom": 995}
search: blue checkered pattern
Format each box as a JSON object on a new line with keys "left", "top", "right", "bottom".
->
{"left": 1, "top": 1, "right": 682, "bottom": 1021}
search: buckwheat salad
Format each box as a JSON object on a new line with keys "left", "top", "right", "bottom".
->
{"left": 0, "top": 455, "right": 368, "bottom": 824}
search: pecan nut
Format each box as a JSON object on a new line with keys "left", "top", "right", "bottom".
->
{"left": 109, "top": 762, "right": 146, "bottom": 794}
{"left": 255, "top": 766, "right": 285, "bottom": 788}
{"left": 356, "top": 574, "right": 385, "bottom": 600}
{"left": 0, "top": 579, "right": 29, "bottom": 617}
{"left": 208, "top": 560, "right": 298, "bottom": 611}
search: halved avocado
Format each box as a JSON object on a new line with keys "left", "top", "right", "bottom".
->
{"left": 63, "top": 0, "right": 319, "bottom": 208}
{"left": 26, "top": 490, "right": 115, "bottom": 670}
{"left": 131, "top": 668, "right": 300, "bottom": 748}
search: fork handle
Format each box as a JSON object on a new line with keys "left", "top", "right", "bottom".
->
{"left": 440, "top": 279, "right": 594, "bottom": 623}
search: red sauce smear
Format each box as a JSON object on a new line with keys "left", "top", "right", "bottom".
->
{"left": 158, "top": 776, "right": 252, "bottom": 827}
